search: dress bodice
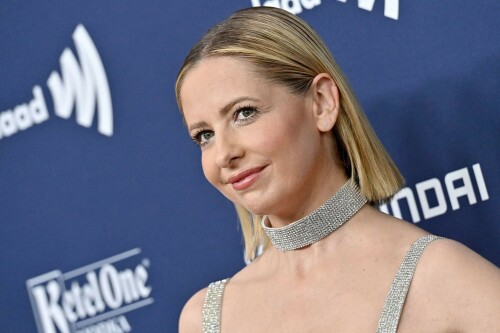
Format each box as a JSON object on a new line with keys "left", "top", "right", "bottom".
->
{"left": 202, "top": 234, "right": 442, "bottom": 333}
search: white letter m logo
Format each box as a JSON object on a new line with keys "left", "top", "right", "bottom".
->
{"left": 337, "top": 0, "right": 399, "bottom": 20}
{"left": 48, "top": 24, "right": 113, "bottom": 136}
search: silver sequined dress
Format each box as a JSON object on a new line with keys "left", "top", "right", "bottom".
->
{"left": 202, "top": 234, "right": 442, "bottom": 333}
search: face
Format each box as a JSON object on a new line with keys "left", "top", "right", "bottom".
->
{"left": 180, "top": 57, "right": 337, "bottom": 221}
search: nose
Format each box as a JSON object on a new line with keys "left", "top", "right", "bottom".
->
{"left": 214, "top": 129, "right": 244, "bottom": 168}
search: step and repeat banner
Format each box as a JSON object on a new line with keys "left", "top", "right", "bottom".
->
{"left": 1, "top": 1, "right": 498, "bottom": 332}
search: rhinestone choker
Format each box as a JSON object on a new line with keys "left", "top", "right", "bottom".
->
{"left": 261, "top": 180, "right": 367, "bottom": 251}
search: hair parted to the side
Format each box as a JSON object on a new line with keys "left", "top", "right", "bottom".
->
{"left": 175, "top": 7, "right": 404, "bottom": 262}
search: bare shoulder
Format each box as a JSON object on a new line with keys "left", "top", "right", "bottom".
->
{"left": 419, "top": 237, "right": 499, "bottom": 284}
{"left": 178, "top": 287, "right": 207, "bottom": 333}
{"left": 412, "top": 237, "right": 500, "bottom": 330}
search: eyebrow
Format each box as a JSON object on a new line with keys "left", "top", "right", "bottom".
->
{"left": 187, "top": 96, "right": 259, "bottom": 132}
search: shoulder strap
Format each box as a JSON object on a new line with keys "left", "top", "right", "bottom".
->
{"left": 203, "top": 278, "right": 229, "bottom": 333}
{"left": 376, "top": 235, "right": 443, "bottom": 333}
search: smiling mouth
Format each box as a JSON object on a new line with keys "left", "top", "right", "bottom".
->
{"left": 227, "top": 166, "right": 266, "bottom": 191}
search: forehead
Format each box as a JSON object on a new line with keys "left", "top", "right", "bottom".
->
{"left": 181, "top": 56, "right": 259, "bottom": 93}
{"left": 180, "top": 57, "right": 267, "bottom": 117}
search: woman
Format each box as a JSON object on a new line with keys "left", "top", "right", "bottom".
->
{"left": 175, "top": 7, "right": 499, "bottom": 333}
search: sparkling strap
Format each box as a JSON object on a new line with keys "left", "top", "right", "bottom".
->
{"left": 261, "top": 180, "right": 367, "bottom": 251}
{"left": 203, "top": 278, "right": 229, "bottom": 333}
{"left": 376, "top": 235, "right": 443, "bottom": 333}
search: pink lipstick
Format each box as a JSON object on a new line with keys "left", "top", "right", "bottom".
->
{"left": 228, "top": 166, "right": 266, "bottom": 191}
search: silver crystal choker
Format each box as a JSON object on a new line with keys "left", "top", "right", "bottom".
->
{"left": 261, "top": 180, "right": 367, "bottom": 251}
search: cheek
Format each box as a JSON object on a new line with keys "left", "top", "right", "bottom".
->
{"left": 201, "top": 151, "right": 238, "bottom": 203}
{"left": 201, "top": 152, "right": 218, "bottom": 187}
{"left": 249, "top": 114, "right": 293, "bottom": 153}
{"left": 256, "top": 113, "right": 316, "bottom": 158}
{"left": 261, "top": 120, "right": 320, "bottom": 182}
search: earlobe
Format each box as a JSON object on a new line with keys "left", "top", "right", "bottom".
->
{"left": 310, "top": 73, "right": 340, "bottom": 132}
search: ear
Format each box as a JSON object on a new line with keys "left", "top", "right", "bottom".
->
{"left": 309, "top": 73, "right": 340, "bottom": 132}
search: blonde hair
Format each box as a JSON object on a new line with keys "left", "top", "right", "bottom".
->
{"left": 176, "top": 7, "right": 404, "bottom": 261}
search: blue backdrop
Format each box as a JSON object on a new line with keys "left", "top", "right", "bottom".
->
{"left": 1, "top": 1, "right": 498, "bottom": 332}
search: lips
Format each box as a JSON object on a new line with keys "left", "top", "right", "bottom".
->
{"left": 227, "top": 166, "right": 266, "bottom": 191}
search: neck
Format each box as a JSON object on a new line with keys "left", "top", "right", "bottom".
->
{"left": 262, "top": 204, "right": 370, "bottom": 278}
{"left": 262, "top": 179, "right": 367, "bottom": 252}
{"left": 266, "top": 174, "right": 349, "bottom": 228}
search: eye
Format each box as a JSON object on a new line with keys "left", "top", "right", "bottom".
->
{"left": 234, "top": 106, "right": 257, "bottom": 122}
{"left": 192, "top": 130, "right": 214, "bottom": 147}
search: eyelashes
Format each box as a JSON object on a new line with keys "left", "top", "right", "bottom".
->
{"left": 190, "top": 104, "right": 260, "bottom": 147}
{"left": 233, "top": 105, "right": 258, "bottom": 123}
{"left": 191, "top": 128, "right": 213, "bottom": 146}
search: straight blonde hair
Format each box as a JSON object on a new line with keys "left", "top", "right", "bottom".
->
{"left": 176, "top": 7, "right": 404, "bottom": 261}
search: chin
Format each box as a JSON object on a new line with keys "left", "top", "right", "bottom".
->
{"left": 237, "top": 199, "right": 274, "bottom": 217}
{"left": 227, "top": 189, "right": 282, "bottom": 216}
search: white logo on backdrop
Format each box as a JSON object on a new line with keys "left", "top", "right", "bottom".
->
{"left": 379, "top": 163, "right": 490, "bottom": 223}
{"left": 0, "top": 24, "right": 113, "bottom": 141}
{"left": 251, "top": 0, "right": 400, "bottom": 20}
{"left": 26, "top": 249, "right": 152, "bottom": 333}
{"left": 48, "top": 25, "right": 113, "bottom": 136}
